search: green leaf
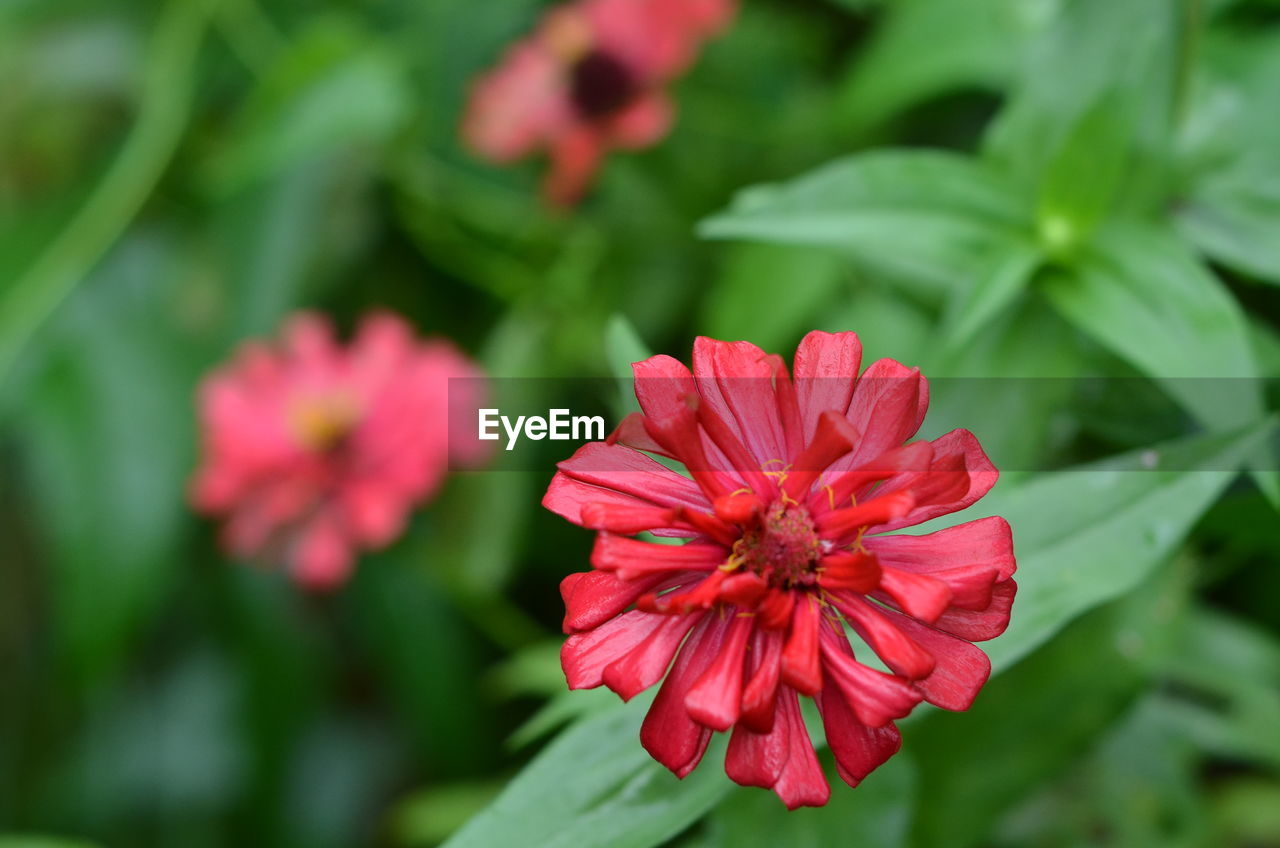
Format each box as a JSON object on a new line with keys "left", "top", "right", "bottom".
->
{"left": 16, "top": 233, "right": 197, "bottom": 686}
{"left": 441, "top": 698, "right": 733, "bottom": 848}
{"left": 836, "top": 0, "right": 1047, "bottom": 134}
{"left": 949, "top": 419, "right": 1276, "bottom": 673}
{"left": 700, "top": 150, "right": 1031, "bottom": 296}
{"left": 927, "top": 298, "right": 1083, "bottom": 481}
{"left": 0, "top": 837, "right": 102, "bottom": 848}
{"left": 909, "top": 557, "right": 1190, "bottom": 848}
{"left": 983, "top": 0, "right": 1176, "bottom": 193}
{"left": 939, "top": 239, "right": 1041, "bottom": 351}
{"left": 1041, "top": 222, "right": 1264, "bottom": 433}
{"left": 1178, "top": 156, "right": 1280, "bottom": 287}
{"left": 1035, "top": 95, "right": 1132, "bottom": 258}
{"left": 392, "top": 781, "right": 505, "bottom": 848}
{"left": 1148, "top": 607, "right": 1280, "bottom": 770}
{"left": 700, "top": 243, "right": 849, "bottom": 354}
{"left": 202, "top": 18, "right": 411, "bottom": 194}
{"left": 604, "top": 314, "right": 652, "bottom": 420}
{"left": 704, "top": 755, "right": 914, "bottom": 848}
{"left": 0, "top": 0, "right": 212, "bottom": 385}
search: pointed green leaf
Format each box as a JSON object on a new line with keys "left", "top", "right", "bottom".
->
{"left": 441, "top": 698, "right": 733, "bottom": 848}
{"left": 700, "top": 151, "right": 1031, "bottom": 295}
{"left": 1041, "top": 222, "right": 1263, "bottom": 433}
{"left": 947, "top": 419, "right": 1276, "bottom": 673}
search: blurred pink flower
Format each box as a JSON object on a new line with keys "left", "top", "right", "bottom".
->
{"left": 463, "top": 0, "right": 735, "bottom": 204}
{"left": 192, "top": 312, "right": 489, "bottom": 589}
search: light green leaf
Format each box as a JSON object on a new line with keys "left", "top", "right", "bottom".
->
{"left": 952, "top": 419, "right": 1276, "bottom": 673}
{"left": 203, "top": 18, "right": 411, "bottom": 194}
{"left": 984, "top": 0, "right": 1176, "bottom": 193}
{"left": 700, "top": 150, "right": 1031, "bottom": 296}
{"left": 700, "top": 243, "right": 849, "bottom": 354}
{"left": 441, "top": 698, "right": 733, "bottom": 848}
{"left": 392, "top": 782, "right": 505, "bottom": 848}
{"left": 705, "top": 755, "right": 914, "bottom": 848}
{"left": 837, "top": 0, "right": 1048, "bottom": 134}
{"left": 0, "top": 0, "right": 212, "bottom": 385}
{"left": 1041, "top": 222, "right": 1263, "bottom": 433}
{"left": 0, "top": 837, "right": 102, "bottom": 848}
{"left": 1178, "top": 156, "right": 1280, "bottom": 287}
{"left": 1036, "top": 95, "right": 1132, "bottom": 257}
{"left": 939, "top": 239, "right": 1041, "bottom": 351}
{"left": 605, "top": 314, "right": 652, "bottom": 420}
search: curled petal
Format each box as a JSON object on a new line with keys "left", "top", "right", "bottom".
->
{"left": 591, "top": 533, "right": 726, "bottom": 579}
{"left": 819, "top": 627, "right": 922, "bottom": 727}
{"left": 781, "top": 411, "right": 859, "bottom": 501}
{"left": 780, "top": 594, "right": 823, "bottom": 695}
{"left": 932, "top": 579, "right": 1017, "bottom": 642}
{"left": 602, "top": 613, "right": 704, "bottom": 700}
{"left": 792, "top": 330, "right": 862, "bottom": 445}
{"left": 832, "top": 594, "right": 935, "bottom": 680}
{"left": 641, "top": 614, "right": 727, "bottom": 776}
{"left": 561, "top": 569, "right": 675, "bottom": 634}
{"left": 581, "top": 502, "right": 682, "bottom": 535}
{"left": 726, "top": 688, "right": 829, "bottom": 809}
{"left": 741, "top": 628, "right": 784, "bottom": 733}
{"left": 882, "top": 610, "right": 992, "bottom": 711}
{"left": 564, "top": 610, "right": 667, "bottom": 689}
{"left": 818, "top": 550, "right": 882, "bottom": 594}
{"left": 633, "top": 355, "right": 697, "bottom": 422}
{"left": 686, "top": 612, "right": 755, "bottom": 730}
{"left": 817, "top": 681, "right": 901, "bottom": 789}
{"left": 878, "top": 567, "right": 953, "bottom": 624}
{"left": 869, "top": 429, "right": 999, "bottom": 533}
{"left": 815, "top": 492, "right": 915, "bottom": 543}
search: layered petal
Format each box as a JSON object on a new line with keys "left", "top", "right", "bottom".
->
{"left": 641, "top": 613, "right": 726, "bottom": 776}
{"left": 792, "top": 330, "right": 862, "bottom": 444}
{"left": 817, "top": 682, "right": 901, "bottom": 789}
{"left": 869, "top": 429, "right": 999, "bottom": 533}
{"left": 725, "top": 688, "right": 829, "bottom": 809}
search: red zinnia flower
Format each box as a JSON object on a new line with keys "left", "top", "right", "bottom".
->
{"left": 543, "top": 333, "right": 1016, "bottom": 808}
{"left": 192, "top": 311, "right": 489, "bottom": 589}
{"left": 462, "top": 0, "right": 735, "bottom": 204}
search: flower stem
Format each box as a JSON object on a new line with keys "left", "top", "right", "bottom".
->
{"left": 0, "top": 0, "right": 215, "bottom": 386}
{"left": 1171, "top": 0, "right": 1203, "bottom": 131}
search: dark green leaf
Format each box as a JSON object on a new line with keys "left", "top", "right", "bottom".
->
{"left": 909, "top": 558, "right": 1189, "bottom": 848}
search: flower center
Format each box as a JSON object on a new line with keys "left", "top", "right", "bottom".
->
{"left": 569, "top": 50, "right": 637, "bottom": 119}
{"left": 289, "top": 393, "right": 359, "bottom": 453}
{"left": 733, "top": 501, "right": 821, "bottom": 588}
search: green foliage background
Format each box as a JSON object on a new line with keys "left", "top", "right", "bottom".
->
{"left": 1, "top": 0, "right": 1278, "bottom": 845}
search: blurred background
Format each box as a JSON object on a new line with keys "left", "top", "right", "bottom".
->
{"left": 2, "top": 0, "right": 1279, "bottom": 846}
